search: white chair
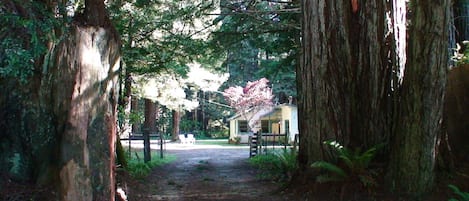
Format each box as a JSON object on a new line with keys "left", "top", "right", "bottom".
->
{"left": 187, "top": 134, "right": 196, "bottom": 144}
{"left": 179, "top": 134, "right": 188, "bottom": 144}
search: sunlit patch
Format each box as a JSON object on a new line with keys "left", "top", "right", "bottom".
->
{"left": 116, "top": 187, "right": 128, "bottom": 201}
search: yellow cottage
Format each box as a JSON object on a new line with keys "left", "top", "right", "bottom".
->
{"left": 228, "top": 104, "right": 298, "bottom": 144}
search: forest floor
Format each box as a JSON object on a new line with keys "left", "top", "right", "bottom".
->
{"left": 119, "top": 139, "right": 469, "bottom": 201}
{"left": 1, "top": 140, "right": 467, "bottom": 201}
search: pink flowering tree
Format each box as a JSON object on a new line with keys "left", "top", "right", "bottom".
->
{"left": 223, "top": 78, "right": 274, "bottom": 133}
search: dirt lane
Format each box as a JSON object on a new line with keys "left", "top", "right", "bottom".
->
{"left": 123, "top": 141, "right": 288, "bottom": 201}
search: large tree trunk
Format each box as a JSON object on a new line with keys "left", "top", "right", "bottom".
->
{"left": 172, "top": 110, "right": 181, "bottom": 141}
{"left": 57, "top": 26, "right": 120, "bottom": 201}
{"left": 388, "top": 0, "right": 449, "bottom": 194}
{"left": 131, "top": 96, "right": 140, "bottom": 133}
{"left": 298, "top": 0, "right": 391, "bottom": 170}
{"left": 0, "top": 0, "right": 120, "bottom": 200}
{"left": 54, "top": 0, "right": 121, "bottom": 200}
{"left": 143, "top": 98, "right": 157, "bottom": 162}
{"left": 444, "top": 64, "right": 469, "bottom": 163}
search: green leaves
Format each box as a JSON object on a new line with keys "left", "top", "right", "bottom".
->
{"left": 311, "top": 161, "right": 347, "bottom": 182}
{"left": 109, "top": 0, "right": 218, "bottom": 76}
{"left": 249, "top": 149, "right": 298, "bottom": 182}
{"left": 448, "top": 184, "right": 469, "bottom": 201}
{"left": 0, "top": 1, "right": 63, "bottom": 83}
{"left": 212, "top": 0, "right": 300, "bottom": 99}
{"left": 311, "top": 141, "right": 381, "bottom": 187}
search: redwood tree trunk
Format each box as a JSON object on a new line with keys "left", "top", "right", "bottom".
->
{"left": 55, "top": 0, "right": 120, "bottom": 200}
{"left": 131, "top": 96, "right": 140, "bottom": 133}
{"left": 388, "top": 0, "right": 449, "bottom": 194}
{"left": 172, "top": 110, "right": 181, "bottom": 141}
{"left": 298, "top": 0, "right": 391, "bottom": 170}
{"left": 143, "top": 98, "right": 157, "bottom": 162}
{"left": 56, "top": 26, "right": 120, "bottom": 201}
{"left": 0, "top": 1, "right": 120, "bottom": 200}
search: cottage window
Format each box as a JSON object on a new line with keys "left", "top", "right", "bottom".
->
{"left": 261, "top": 120, "right": 270, "bottom": 133}
{"left": 238, "top": 120, "right": 248, "bottom": 133}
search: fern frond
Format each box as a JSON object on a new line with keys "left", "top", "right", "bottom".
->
{"left": 311, "top": 161, "right": 347, "bottom": 178}
{"left": 316, "top": 174, "right": 343, "bottom": 183}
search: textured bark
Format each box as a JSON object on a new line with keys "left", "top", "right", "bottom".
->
{"left": 388, "top": 0, "right": 450, "bottom": 194}
{"left": 444, "top": 64, "right": 469, "bottom": 162}
{"left": 172, "top": 110, "right": 181, "bottom": 141}
{"left": 131, "top": 96, "right": 140, "bottom": 133}
{"left": 55, "top": 25, "right": 120, "bottom": 201}
{"left": 298, "top": 0, "right": 391, "bottom": 169}
{"left": 143, "top": 98, "right": 157, "bottom": 162}
{"left": 0, "top": 1, "right": 120, "bottom": 200}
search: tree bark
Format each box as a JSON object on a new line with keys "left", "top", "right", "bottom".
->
{"left": 143, "top": 98, "right": 157, "bottom": 162}
{"left": 54, "top": 1, "right": 120, "bottom": 200}
{"left": 172, "top": 110, "right": 181, "bottom": 141}
{"left": 388, "top": 0, "right": 450, "bottom": 194}
{"left": 298, "top": 0, "right": 391, "bottom": 170}
{"left": 56, "top": 26, "right": 120, "bottom": 201}
{"left": 131, "top": 96, "right": 140, "bottom": 133}
{"left": 1, "top": 2, "right": 120, "bottom": 200}
{"left": 444, "top": 64, "right": 469, "bottom": 163}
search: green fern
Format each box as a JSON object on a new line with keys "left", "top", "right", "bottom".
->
{"left": 311, "top": 161, "right": 347, "bottom": 182}
{"left": 311, "top": 141, "right": 381, "bottom": 187}
{"left": 449, "top": 184, "right": 469, "bottom": 201}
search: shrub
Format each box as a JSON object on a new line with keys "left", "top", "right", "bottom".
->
{"left": 249, "top": 149, "right": 298, "bottom": 182}
{"left": 126, "top": 152, "right": 176, "bottom": 179}
{"left": 449, "top": 184, "right": 469, "bottom": 201}
{"left": 311, "top": 141, "right": 381, "bottom": 188}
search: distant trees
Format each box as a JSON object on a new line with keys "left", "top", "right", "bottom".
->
{"left": 214, "top": 0, "right": 300, "bottom": 103}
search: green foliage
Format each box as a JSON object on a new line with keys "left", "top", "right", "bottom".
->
{"left": 213, "top": 0, "right": 300, "bottom": 101}
{"left": 117, "top": 105, "right": 144, "bottom": 129}
{"left": 0, "top": 1, "right": 64, "bottom": 83}
{"left": 311, "top": 141, "right": 381, "bottom": 187}
{"left": 126, "top": 151, "right": 176, "bottom": 179}
{"left": 311, "top": 161, "right": 347, "bottom": 183}
{"left": 108, "top": 0, "right": 218, "bottom": 75}
{"left": 449, "top": 184, "right": 469, "bottom": 201}
{"left": 180, "top": 119, "right": 201, "bottom": 133}
{"left": 249, "top": 149, "right": 298, "bottom": 182}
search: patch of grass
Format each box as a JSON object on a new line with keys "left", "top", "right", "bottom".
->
{"left": 126, "top": 151, "right": 176, "bottom": 179}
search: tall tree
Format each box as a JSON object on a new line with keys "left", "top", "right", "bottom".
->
{"left": 388, "top": 0, "right": 450, "bottom": 193}
{"left": 143, "top": 99, "right": 157, "bottom": 162}
{"left": 213, "top": 0, "right": 300, "bottom": 102}
{"left": 0, "top": 0, "right": 120, "bottom": 200}
{"left": 298, "top": 0, "right": 392, "bottom": 167}
{"left": 299, "top": 0, "right": 450, "bottom": 195}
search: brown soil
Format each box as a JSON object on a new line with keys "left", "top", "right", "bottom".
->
{"left": 118, "top": 143, "right": 291, "bottom": 201}
{"left": 118, "top": 141, "right": 469, "bottom": 201}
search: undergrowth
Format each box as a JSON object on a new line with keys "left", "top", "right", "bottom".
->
{"left": 449, "top": 184, "right": 469, "bottom": 201}
{"left": 126, "top": 151, "right": 176, "bottom": 179}
{"left": 249, "top": 149, "right": 298, "bottom": 183}
{"left": 311, "top": 141, "right": 382, "bottom": 188}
